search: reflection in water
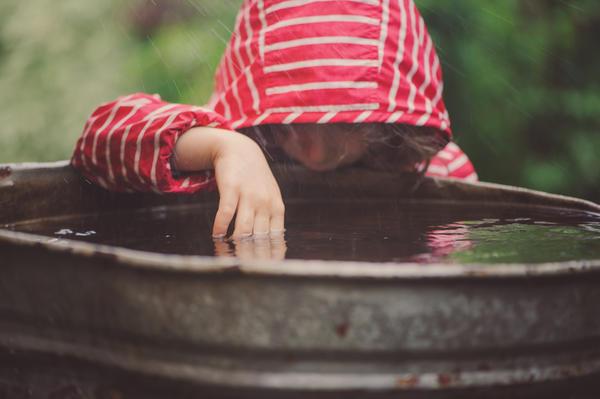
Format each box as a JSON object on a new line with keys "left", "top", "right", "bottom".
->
{"left": 4, "top": 200, "right": 600, "bottom": 264}
{"left": 213, "top": 234, "right": 287, "bottom": 260}
{"left": 419, "top": 217, "right": 600, "bottom": 264}
{"left": 418, "top": 222, "right": 473, "bottom": 261}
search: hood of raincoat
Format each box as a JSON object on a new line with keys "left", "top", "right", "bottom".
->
{"left": 208, "top": 0, "right": 451, "bottom": 141}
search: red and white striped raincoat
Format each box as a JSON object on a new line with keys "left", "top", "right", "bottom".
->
{"left": 72, "top": 0, "right": 477, "bottom": 194}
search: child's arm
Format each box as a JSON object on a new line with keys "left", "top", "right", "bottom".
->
{"left": 173, "top": 127, "right": 284, "bottom": 237}
{"left": 72, "top": 93, "right": 284, "bottom": 237}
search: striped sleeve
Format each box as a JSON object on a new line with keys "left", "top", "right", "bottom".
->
{"left": 71, "top": 93, "right": 231, "bottom": 194}
{"left": 426, "top": 142, "right": 478, "bottom": 181}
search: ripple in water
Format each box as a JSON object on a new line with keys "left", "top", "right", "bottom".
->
{"left": 5, "top": 200, "right": 600, "bottom": 264}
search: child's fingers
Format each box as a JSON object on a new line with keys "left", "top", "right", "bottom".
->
{"left": 270, "top": 201, "right": 285, "bottom": 233}
{"left": 253, "top": 212, "right": 270, "bottom": 235}
{"left": 213, "top": 191, "right": 239, "bottom": 237}
{"left": 232, "top": 201, "right": 254, "bottom": 237}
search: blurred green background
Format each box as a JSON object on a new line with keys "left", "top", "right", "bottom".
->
{"left": 0, "top": 0, "right": 598, "bottom": 202}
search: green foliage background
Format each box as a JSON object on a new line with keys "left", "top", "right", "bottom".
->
{"left": 0, "top": 0, "right": 598, "bottom": 202}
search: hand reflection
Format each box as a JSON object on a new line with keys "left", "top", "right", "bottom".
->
{"left": 213, "top": 233, "right": 287, "bottom": 260}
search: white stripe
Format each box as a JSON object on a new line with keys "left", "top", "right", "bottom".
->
{"left": 235, "top": 2, "right": 260, "bottom": 113}
{"left": 206, "top": 121, "right": 221, "bottom": 128}
{"left": 283, "top": 112, "right": 301, "bottom": 124}
{"left": 134, "top": 120, "right": 154, "bottom": 186}
{"left": 226, "top": 52, "right": 244, "bottom": 120}
{"left": 265, "top": 0, "right": 379, "bottom": 14}
{"left": 231, "top": 3, "right": 257, "bottom": 117}
{"left": 415, "top": 113, "right": 430, "bottom": 127}
{"left": 419, "top": 36, "right": 434, "bottom": 110}
{"left": 230, "top": 118, "right": 246, "bottom": 129}
{"left": 96, "top": 177, "right": 109, "bottom": 189}
{"left": 427, "top": 164, "right": 447, "bottom": 176}
{"left": 406, "top": 4, "right": 419, "bottom": 114}
{"left": 79, "top": 115, "right": 99, "bottom": 152}
{"left": 464, "top": 172, "right": 479, "bottom": 182}
{"left": 440, "top": 120, "right": 448, "bottom": 132}
{"left": 448, "top": 154, "right": 469, "bottom": 173}
{"left": 264, "top": 36, "right": 379, "bottom": 53}
{"left": 354, "top": 111, "right": 372, "bottom": 123}
{"left": 244, "top": 0, "right": 254, "bottom": 64}
{"left": 91, "top": 105, "right": 121, "bottom": 165}
{"left": 180, "top": 177, "right": 190, "bottom": 189}
{"left": 418, "top": 14, "right": 425, "bottom": 47}
{"left": 446, "top": 142, "right": 460, "bottom": 152}
{"left": 189, "top": 106, "right": 217, "bottom": 114}
{"left": 120, "top": 124, "right": 133, "bottom": 184}
{"left": 378, "top": 0, "right": 390, "bottom": 70}
{"left": 150, "top": 112, "right": 186, "bottom": 190}
{"left": 401, "top": 9, "right": 434, "bottom": 122}
{"left": 142, "top": 103, "right": 179, "bottom": 121}
{"left": 264, "top": 58, "right": 379, "bottom": 73}
{"left": 133, "top": 108, "right": 175, "bottom": 185}
{"left": 219, "top": 91, "right": 232, "bottom": 121}
{"left": 436, "top": 151, "right": 454, "bottom": 161}
{"left": 79, "top": 115, "right": 100, "bottom": 168}
{"left": 105, "top": 102, "right": 148, "bottom": 183}
{"left": 232, "top": 13, "right": 247, "bottom": 120}
{"left": 317, "top": 112, "right": 337, "bottom": 124}
{"left": 265, "top": 15, "right": 380, "bottom": 33}
{"left": 413, "top": 36, "right": 435, "bottom": 127}
{"left": 232, "top": 9, "right": 245, "bottom": 68}
{"left": 267, "top": 103, "right": 379, "bottom": 113}
{"left": 386, "top": 111, "right": 404, "bottom": 123}
{"left": 266, "top": 81, "right": 377, "bottom": 95}
{"left": 92, "top": 95, "right": 151, "bottom": 168}
{"left": 245, "top": 68, "right": 261, "bottom": 114}
{"left": 257, "top": 0, "right": 267, "bottom": 61}
{"left": 430, "top": 58, "right": 443, "bottom": 107}
{"left": 190, "top": 173, "right": 213, "bottom": 188}
{"left": 221, "top": 52, "right": 232, "bottom": 90}
{"left": 252, "top": 112, "right": 272, "bottom": 126}
{"left": 388, "top": 0, "right": 408, "bottom": 112}
{"left": 131, "top": 103, "right": 180, "bottom": 185}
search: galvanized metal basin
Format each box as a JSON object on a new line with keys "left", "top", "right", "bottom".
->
{"left": 0, "top": 161, "right": 599, "bottom": 398}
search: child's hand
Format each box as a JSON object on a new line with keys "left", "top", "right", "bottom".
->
{"left": 173, "top": 127, "right": 285, "bottom": 238}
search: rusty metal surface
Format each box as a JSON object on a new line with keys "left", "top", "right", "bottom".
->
{"left": 0, "top": 161, "right": 600, "bottom": 397}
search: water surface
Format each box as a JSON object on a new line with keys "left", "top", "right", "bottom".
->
{"left": 5, "top": 200, "right": 600, "bottom": 263}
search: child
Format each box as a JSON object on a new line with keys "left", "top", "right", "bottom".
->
{"left": 72, "top": 0, "right": 477, "bottom": 238}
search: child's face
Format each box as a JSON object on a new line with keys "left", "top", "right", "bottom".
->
{"left": 273, "top": 124, "right": 369, "bottom": 171}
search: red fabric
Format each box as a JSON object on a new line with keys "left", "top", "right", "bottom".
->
{"left": 71, "top": 0, "right": 478, "bottom": 194}
{"left": 426, "top": 142, "right": 478, "bottom": 181}
{"left": 211, "top": 0, "right": 452, "bottom": 138}
{"left": 72, "top": 93, "right": 230, "bottom": 193}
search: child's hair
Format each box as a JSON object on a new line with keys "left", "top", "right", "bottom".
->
{"left": 360, "top": 123, "right": 447, "bottom": 173}
{"left": 239, "top": 123, "right": 447, "bottom": 174}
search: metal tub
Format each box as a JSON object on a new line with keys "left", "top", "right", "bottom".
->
{"left": 0, "top": 161, "right": 599, "bottom": 398}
